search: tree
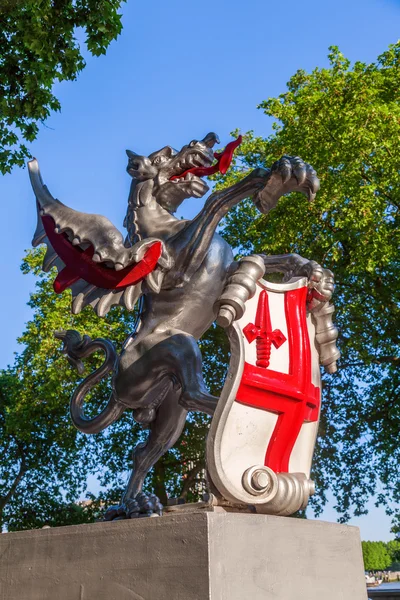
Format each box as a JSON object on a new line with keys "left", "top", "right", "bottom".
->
{"left": 362, "top": 541, "right": 392, "bottom": 571}
{"left": 387, "top": 540, "right": 400, "bottom": 565}
{"left": 211, "top": 43, "right": 400, "bottom": 523}
{"left": 5, "top": 497, "right": 100, "bottom": 531}
{"left": 0, "top": 0, "right": 125, "bottom": 174}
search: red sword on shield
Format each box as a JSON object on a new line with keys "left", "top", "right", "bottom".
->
{"left": 242, "top": 290, "right": 287, "bottom": 368}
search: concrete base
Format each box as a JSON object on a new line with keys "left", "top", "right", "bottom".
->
{"left": 0, "top": 512, "right": 367, "bottom": 600}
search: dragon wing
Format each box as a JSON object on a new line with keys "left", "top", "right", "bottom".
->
{"left": 29, "top": 159, "right": 171, "bottom": 317}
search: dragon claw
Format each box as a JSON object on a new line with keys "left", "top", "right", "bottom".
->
{"left": 255, "top": 155, "right": 320, "bottom": 214}
{"left": 103, "top": 493, "right": 163, "bottom": 521}
{"left": 103, "top": 504, "right": 128, "bottom": 521}
{"left": 306, "top": 264, "right": 335, "bottom": 308}
{"left": 284, "top": 259, "right": 335, "bottom": 309}
{"left": 127, "top": 492, "right": 163, "bottom": 518}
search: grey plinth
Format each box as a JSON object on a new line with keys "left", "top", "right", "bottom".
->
{"left": 0, "top": 512, "right": 367, "bottom": 600}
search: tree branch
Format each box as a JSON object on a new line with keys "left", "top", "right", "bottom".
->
{"left": 0, "top": 448, "right": 27, "bottom": 511}
{"left": 180, "top": 460, "right": 206, "bottom": 500}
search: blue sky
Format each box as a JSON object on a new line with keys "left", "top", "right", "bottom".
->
{"left": 1, "top": 0, "right": 399, "bottom": 540}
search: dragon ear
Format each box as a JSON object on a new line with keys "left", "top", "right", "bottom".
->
{"left": 126, "top": 151, "right": 157, "bottom": 180}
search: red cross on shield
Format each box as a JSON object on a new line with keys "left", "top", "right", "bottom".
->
{"left": 236, "top": 284, "right": 320, "bottom": 473}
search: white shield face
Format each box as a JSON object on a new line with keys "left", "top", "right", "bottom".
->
{"left": 207, "top": 277, "right": 322, "bottom": 509}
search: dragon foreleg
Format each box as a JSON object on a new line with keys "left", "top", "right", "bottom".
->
{"left": 169, "top": 154, "right": 318, "bottom": 284}
{"left": 261, "top": 253, "right": 314, "bottom": 279}
{"left": 170, "top": 169, "right": 269, "bottom": 283}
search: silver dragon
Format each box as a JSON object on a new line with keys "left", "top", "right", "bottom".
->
{"left": 28, "top": 132, "right": 337, "bottom": 519}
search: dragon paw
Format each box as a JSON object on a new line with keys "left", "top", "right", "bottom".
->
{"left": 302, "top": 261, "right": 335, "bottom": 310}
{"left": 282, "top": 257, "right": 335, "bottom": 309}
{"left": 255, "top": 155, "right": 320, "bottom": 214}
{"left": 103, "top": 493, "right": 163, "bottom": 521}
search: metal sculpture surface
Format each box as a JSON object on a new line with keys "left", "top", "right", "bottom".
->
{"left": 28, "top": 133, "right": 339, "bottom": 519}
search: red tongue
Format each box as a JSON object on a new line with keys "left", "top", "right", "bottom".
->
{"left": 170, "top": 135, "right": 242, "bottom": 181}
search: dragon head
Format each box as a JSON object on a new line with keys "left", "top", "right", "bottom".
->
{"left": 126, "top": 132, "right": 221, "bottom": 213}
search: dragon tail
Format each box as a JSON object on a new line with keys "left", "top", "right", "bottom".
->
{"left": 55, "top": 330, "right": 125, "bottom": 434}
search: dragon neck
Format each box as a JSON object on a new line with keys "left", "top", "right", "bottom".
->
{"left": 124, "top": 179, "right": 180, "bottom": 245}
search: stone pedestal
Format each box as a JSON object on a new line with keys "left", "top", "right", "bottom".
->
{"left": 0, "top": 512, "right": 367, "bottom": 600}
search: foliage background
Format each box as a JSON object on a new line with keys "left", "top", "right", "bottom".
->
{"left": 0, "top": 0, "right": 125, "bottom": 173}
{"left": 362, "top": 540, "right": 400, "bottom": 571}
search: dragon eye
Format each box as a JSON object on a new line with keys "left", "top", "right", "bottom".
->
{"left": 189, "top": 140, "right": 197, "bottom": 148}
{"left": 153, "top": 156, "right": 166, "bottom": 166}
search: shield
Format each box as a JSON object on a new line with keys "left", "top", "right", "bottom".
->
{"left": 207, "top": 276, "right": 321, "bottom": 515}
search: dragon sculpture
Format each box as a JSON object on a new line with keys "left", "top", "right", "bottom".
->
{"left": 28, "top": 132, "right": 337, "bottom": 519}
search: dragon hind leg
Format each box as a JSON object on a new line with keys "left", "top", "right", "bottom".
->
{"left": 115, "top": 331, "right": 219, "bottom": 416}
{"left": 105, "top": 384, "right": 188, "bottom": 520}
{"left": 104, "top": 332, "right": 217, "bottom": 519}
{"left": 169, "top": 332, "right": 218, "bottom": 415}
